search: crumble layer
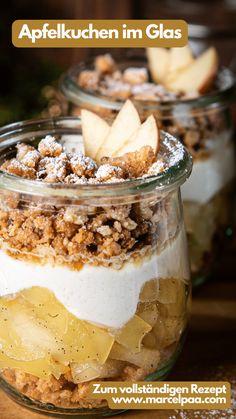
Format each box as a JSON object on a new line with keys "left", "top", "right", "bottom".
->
{"left": 2, "top": 365, "right": 146, "bottom": 409}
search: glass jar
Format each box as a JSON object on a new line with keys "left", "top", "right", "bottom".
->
{"left": 60, "top": 58, "right": 236, "bottom": 286}
{"left": 0, "top": 117, "right": 192, "bottom": 416}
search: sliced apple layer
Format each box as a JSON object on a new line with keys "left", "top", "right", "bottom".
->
{"left": 81, "top": 100, "right": 160, "bottom": 162}
{"left": 0, "top": 287, "right": 151, "bottom": 378}
{"left": 116, "top": 115, "right": 159, "bottom": 156}
{"left": 166, "top": 47, "right": 218, "bottom": 94}
{"left": 0, "top": 287, "right": 114, "bottom": 377}
{"left": 146, "top": 48, "right": 170, "bottom": 84}
{"left": 146, "top": 46, "right": 218, "bottom": 94}
{"left": 95, "top": 99, "right": 141, "bottom": 160}
{"left": 81, "top": 109, "right": 110, "bottom": 159}
{"left": 167, "top": 46, "right": 193, "bottom": 82}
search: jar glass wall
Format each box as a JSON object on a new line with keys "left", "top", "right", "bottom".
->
{"left": 0, "top": 118, "right": 191, "bottom": 416}
{"left": 60, "top": 59, "right": 236, "bottom": 286}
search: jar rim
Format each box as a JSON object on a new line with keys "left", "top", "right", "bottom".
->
{"left": 60, "top": 56, "right": 236, "bottom": 112}
{"left": 0, "top": 117, "right": 192, "bottom": 199}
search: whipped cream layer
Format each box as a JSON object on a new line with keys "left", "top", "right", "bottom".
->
{"left": 0, "top": 230, "right": 189, "bottom": 329}
{"left": 182, "top": 132, "right": 235, "bottom": 204}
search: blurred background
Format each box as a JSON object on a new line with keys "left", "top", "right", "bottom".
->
{"left": 1, "top": 0, "right": 236, "bottom": 124}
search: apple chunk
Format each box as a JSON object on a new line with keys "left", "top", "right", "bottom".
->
{"left": 146, "top": 47, "right": 170, "bottom": 84}
{"left": 96, "top": 100, "right": 141, "bottom": 160}
{"left": 167, "top": 45, "right": 193, "bottom": 81}
{"left": 115, "top": 115, "right": 159, "bottom": 156}
{"left": 81, "top": 109, "right": 110, "bottom": 159}
{"left": 166, "top": 47, "right": 218, "bottom": 94}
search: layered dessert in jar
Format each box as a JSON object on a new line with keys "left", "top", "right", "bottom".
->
{"left": 60, "top": 46, "right": 236, "bottom": 285}
{"left": 0, "top": 103, "right": 192, "bottom": 415}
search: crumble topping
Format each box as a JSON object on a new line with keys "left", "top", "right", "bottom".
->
{"left": 0, "top": 136, "right": 167, "bottom": 183}
{"left": 101, "top": 146, "right": 156, "bottom": 178}
{"left": 78, "top": 70, "right": 100, "bottom": 90}
{"left": 123, "top": 67, "right": 148, "bottom": 85}
{"left": 95, "top": 53, "right": 115, "bottom": 74}
{"left": 95, "top": 164, "right": 124, "bottom": 182}
{"left": 78, "top": 54, "right": 198, "bottom": 102}
{"left": 70, "top": 152, "right": 97, "bottom": 178}
{"left": 38, "top": 135, "right": 63, "bottom": 157}
{"left": 16, "top": 143, "right": 34, "bottom": 161}
{"left": 0, "top": 159, "right": 36, "bottom": 180}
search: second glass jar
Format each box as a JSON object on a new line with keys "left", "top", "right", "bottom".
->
{"left": 60, "top": 58, "right": 236, "bottom": 286}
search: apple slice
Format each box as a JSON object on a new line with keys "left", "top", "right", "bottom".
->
{"left": 166, "top": 45, "right": 193, "bottom": 81}
{"left": 96, "top": 100, "right": 141, "bottom": 160}
{"left": 166, "top": 47, "right": 218, "bottom": 94}
{"left": 146, "top": 47, "right": 170, "bottom": 84}
{"left": 81, "top": 109, "right": 110, "bottom": 159}
{"left": 115, "top": 115, "right": 159, "bottom": 156}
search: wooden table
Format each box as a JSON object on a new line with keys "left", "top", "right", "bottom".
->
{"left": 1, "top": 240, "right": 236, "bottom": 419}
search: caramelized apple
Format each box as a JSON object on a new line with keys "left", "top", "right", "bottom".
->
{"left": 114, "top": 315, "right": 151, "bottom": 352}
{"left": 0, "top": 288, "right": 114, "bottom": 370}
{"left": 110, "top": 342, "right": 160, "bottom": 372}
{"left": 137, "top": 302, "right": 158, "bottom": 327}
{"left": 0, "top": 352, "right": 68, "bottom": 379}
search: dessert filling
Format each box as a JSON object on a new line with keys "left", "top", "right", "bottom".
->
{"left": 0, "top": 228, "right": 189, "bottom": 329}
{"left": 0, "top": 102, "right": 190, "bottom": 409}
{"left": 182, "top": 131, "right": 235, "bottom": 204}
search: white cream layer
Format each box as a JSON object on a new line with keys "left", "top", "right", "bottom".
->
{"left": 0, "top": 230, "right": 189, "bottom": 329}
{"left": 181, "top": 132, "right": 235, "bottom": 204}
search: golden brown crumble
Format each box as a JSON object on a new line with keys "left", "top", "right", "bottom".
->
{"left": 95, "top": 53, "right": 115, "bottom": 74}
{"left": 78, "top": 70, "right": 100, "bottom": 90}
{"left": 101, "top": 146, "right": 155, "bottom": 178}
{"left": 16, "top": 143, "right": 34, "bottom": 160}
{"left": 1, "top": 159, "right": 36, "bottom": 180}
{"left": 123, "top": 67, "right": 148, "bottom": 85}
{"left": 0, "top": 136, "right": 168, "bottom": 267}
{"left": 0, "top": 136, "right": 158, "bottom": 183}
{"left": 0, "top": 167, "right": 178, "bottom": 269}
{"left": 38, "top": 135, "right": 63, "bottom": 157}
{"left": 0, "top": 179, "right": 177, "bottom": 268}
{"left": 2, "top": 365, "right": 147, "bottom": 408}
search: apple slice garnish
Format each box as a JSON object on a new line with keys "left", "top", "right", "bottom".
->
{"left": 115, "top": 115, "right": 159, "bottom": 156}
{"left": 166, "top": 45, "right": 193, "bottom": 81}
{"left": 95, "top": 100, "right": 141, "bottom": 160}
{"left": 146, "top": 48, "right": 170, "bottom": 84}
{"left": 81, "top": 109, "right": 110, "bottom": 159}
{"left": 166, "top": 47, "right": 218, "bottom": 94}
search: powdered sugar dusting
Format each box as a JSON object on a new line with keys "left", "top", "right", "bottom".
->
{"left": 70, "top": 151, "right": 97, "bottom": 177}
{"left": 147, "top": 160, "right": 166, "bottom": 176}
{"left": 96, "top": 164, "right": 123, "bottom": 182}
{"left": 21, "top": 150, "right": 40, "bottom": 168}
{"left": 163, "top": 132, "right": 185, "bottom": 167}
{"left": 38, "top": 135, "right": 63, "bottom": 157}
